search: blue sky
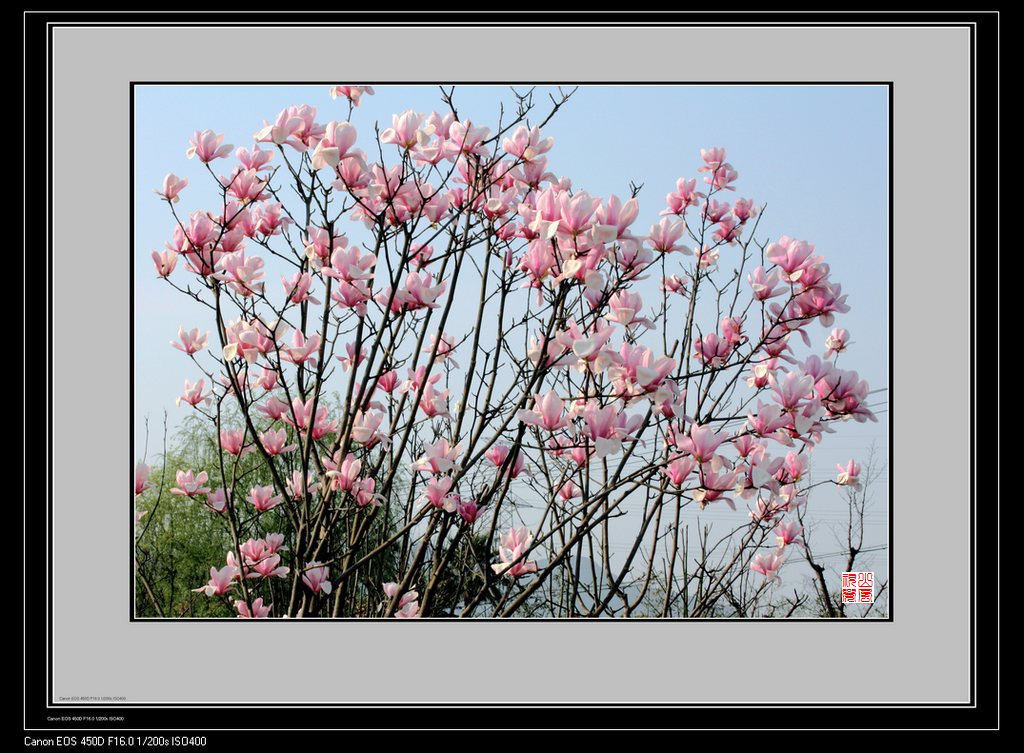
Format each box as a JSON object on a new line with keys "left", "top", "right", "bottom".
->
{"left": 133, "top": 84, "right": 890, "bottom": 587}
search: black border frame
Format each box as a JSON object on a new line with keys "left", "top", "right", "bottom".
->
{"left": 22, "top": 10, "right": 1001, "bottom": 735}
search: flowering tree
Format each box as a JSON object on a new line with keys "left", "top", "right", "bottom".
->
{"left": 134, "top": 85, "right": 877, "bottom": 619}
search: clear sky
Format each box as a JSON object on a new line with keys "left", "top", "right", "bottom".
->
{"left": 133, "top": 84, "right": 890, "bottom": 587}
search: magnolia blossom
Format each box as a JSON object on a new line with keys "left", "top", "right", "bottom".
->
{"left": 134, "top": 462, "right": 151, "bottom": 496}
{"left": 235, "top": 598, "right": 272, "bottom": 618}
{"left": 186, "top": 129, "right": 233, "bottom": 163}
{"left": 247, "top": 485, "right": 283, "bottom": 513}
{"left": 750, "top": 551, "right": 785, "bottom": 584}
{"left": 516, "top": 391, "right": 568, "bottom": 432}
{"left": 825, "top": 327, "right": 851, "bottom": 358}
{"left": 302, "top": 562, "right": 333, "bottom": 595}
{"left": 836, "top": 459, "right": 862, "bottom": 490}
{"left": 192, "top": 565, "right": 236, "bottom": 597}
{"left": 492, "top": 527, "right": 538, "bottom": 578}
{"left": 329, "top": 85, "right": 375, "bottom": 106}
{"left": 383, "top": 582, "right": 420, "bottom": 618}
{"left": 260, "top": 428, "right": 297, "bottom": 456}
{"left": 171, "top": 327, "right": 208, "bottom": 355}
{"left": 152, "top": 249, "right": 178, "bottom": 277}
{"left": 156, "top": 173, "right": 188, "bottom": 202}
{"left": 170, "top": 470, "right": 210, "bottom": 498}
{"left": 411, "top": 439, "right": 462, "bottom": 475}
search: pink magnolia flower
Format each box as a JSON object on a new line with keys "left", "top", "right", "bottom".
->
{"left": 746, "top": 403, "right": 791, "bottom": 441}
{"left": 456, "top": 498, "right": 481, "bottom": 524}
{"left": 282, "top": 272, "right": 320, "bottom": 305}
{"left": 766, "top": 236, "right": 820, "bottom": 282}
{"left": 215, "top": 250, "right": 265, "bottom": 296}
{"left": 236, "top": 144, "right": 274, "bottom": 171}
{"left": 352, "top": 477, "right": 382, "bottom": 508}
{"left": 485, "top": 444, "right": 529, "bottom": 479}
{"left": 177, "top": 378, "right": 210, "bottom": 407}
{"left": 155, "top": 173, "right": 188, "bottom": 202}
{"left": 253, "top": 105, "right": 322, "bottom": 152}
{"left": 253, "top": 202, "right": 293, "bottom": 236}
{"left": 748, "top": 266, "right": 784, "bottom": 301}
{"left": 594, "top": 193, "right": 640, "bottom": 241}
{"left": 280, "top": 330, "right": 322, "bottom": 366}
{"left": 647, "top": 217, "right": 690, "bottom": 254}
{"left": 395, "top": 601, "right": 421, "bottom": 618}
{"left": 286, "top": 471, "right": 308, "bottom": 501}
{"left": 311, "top": 120, "right": 358, "bottom": 170}
{"left": 721, "top": 316, "right": 745, "bottom": 345}
{"left": 700, "top": 146, "right": 728, "bottom": 172}
{"left": 746, "top": 360, "right": 777, "bottom": 390}
{"left": 247, "top": 552, "right": 289, "bottom": 579}
{"left": 221, "top": 167, "right": 268, "bottom": 204}
{"left": 492, "top": 527, "right": 538, "bottom": 578}
{"left": 260, "top": 428, "right": 297, "bottom": 456}
{"left": 380, "top": 110, "right": 426, "bottom": 149}
{"left": 769, "top": 371, "right": 815, "bottom": 412}
{"left": 774, "top": 520, "right": 804, "bottom": 548}
{"left": 219, "top": 428, "right": 250, "bottom": 457}
{"left": 446, "top": 120, "right": 492, "bottom": 158}
{"left": 423, "top": 475, "right": 455, "bottom": 508}
{"left": 418, "top": 382, "right": 451, "bottom": 419}
{"left": 257, "top": 395, "right": 290, "bottom": 421}
{"left": 383, "top": 582, "right": 421, "bottom": 617}
{"left": 186, "top": 129, "right": 233, "bottom": 163}
{"left": 152, "top": 249, "right": 178, "bottom": 277}
{"left": 662, "top": 177, "right": 703, "bottom": 216}
{"left": 192, "top": 565, "right": 236, "bottom": 597}
{"left": 349, "top": 409, "right": 386, "bottom": 447}
{"left": 247, "top": 484, "right": 283, "bottom": 513}
{"left": 733, "top": 197, "right": 758, "bottom": 221}
{"left": 251, "top": 366, "right": 278, "bottom": 392}
{"left": 661, "top": 274, "right": 688, "bottom": 295}
{"left": 557, "top": 190, "right": 601, "bottom": 237}
{"left": 693, "top": 332, "right": 732, "bottom": 368}
{"left": 235, "top": 597, "right": 272, "bottom": 618}
{"left": 400, "top": 271, "right": 448, "bottom": 311}
{"left": 516, "top": 390, "right": 569, "bottom": 432}
{"left": 170, "top": 470, "right": 211, "bottom": 498}
{"left": 134, "top": 462, "right": 151, "bottom": 496}
{"left": 336, "top": 341, "right": 367, "bottom": 371}
{"left": 558, "top": 480, "right": 581, "bottom": 502}
{"left": 824, "top": 327, "right": 851, "bottom": 358}
{"left": 580, "top": 401, "right": 642, "bottom": 459}
{"left": 423, "top": 332, "right": 460, "bottom": 366}
{"left": 605, "top": 290, "right": 653, "bottom": 329}
{"left": 503, "top": 125, "right": 553, "bottom": 162}
{"left": 411, "top": 439, "right": 462, "bottom": 475}
{"left": 606, "top": 343, "right": 676, "bottom": 399}
{"left": 836, "top": 459, "right": 862, "bottom": 490}
{"left": 329, "top": 85, "right": 375, "bottom": 106}
{"left": 301, "top": 562, "right": 333, "bottom": 595}
{"left": 205, "top": 487, "right": 230, "bottom": 514}
{"left": 692, "top": 468, "right": 742, "bottom": 509}
{"left": 777, "top": 451, "right": 809, "bottom": 484}
{"left": 376, "top": 369, "right": 399, "bottom": 393}
{"left": 171, "top": 327, "right": 208, "bottom": 355}
{"left": 673, "top": 423, "right": 728, "bottom": 464}
{"left": 264, "top": 533, "right": 287, "bottom": 554}
{"left": 555, "top": 320, "right": 616, "bottom": 367}
{"left": 661, "top": 455, "right": 697, "bottom": 486}
{"left": 324, "top": 451, "right": 362, "bottom": 492}
{"left": 750, "top": 551, "right": 785, "bottom": 584}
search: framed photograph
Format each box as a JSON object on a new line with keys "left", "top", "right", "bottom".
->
{"left": 24, "top": 10, "right": 999, "bottom": 736}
